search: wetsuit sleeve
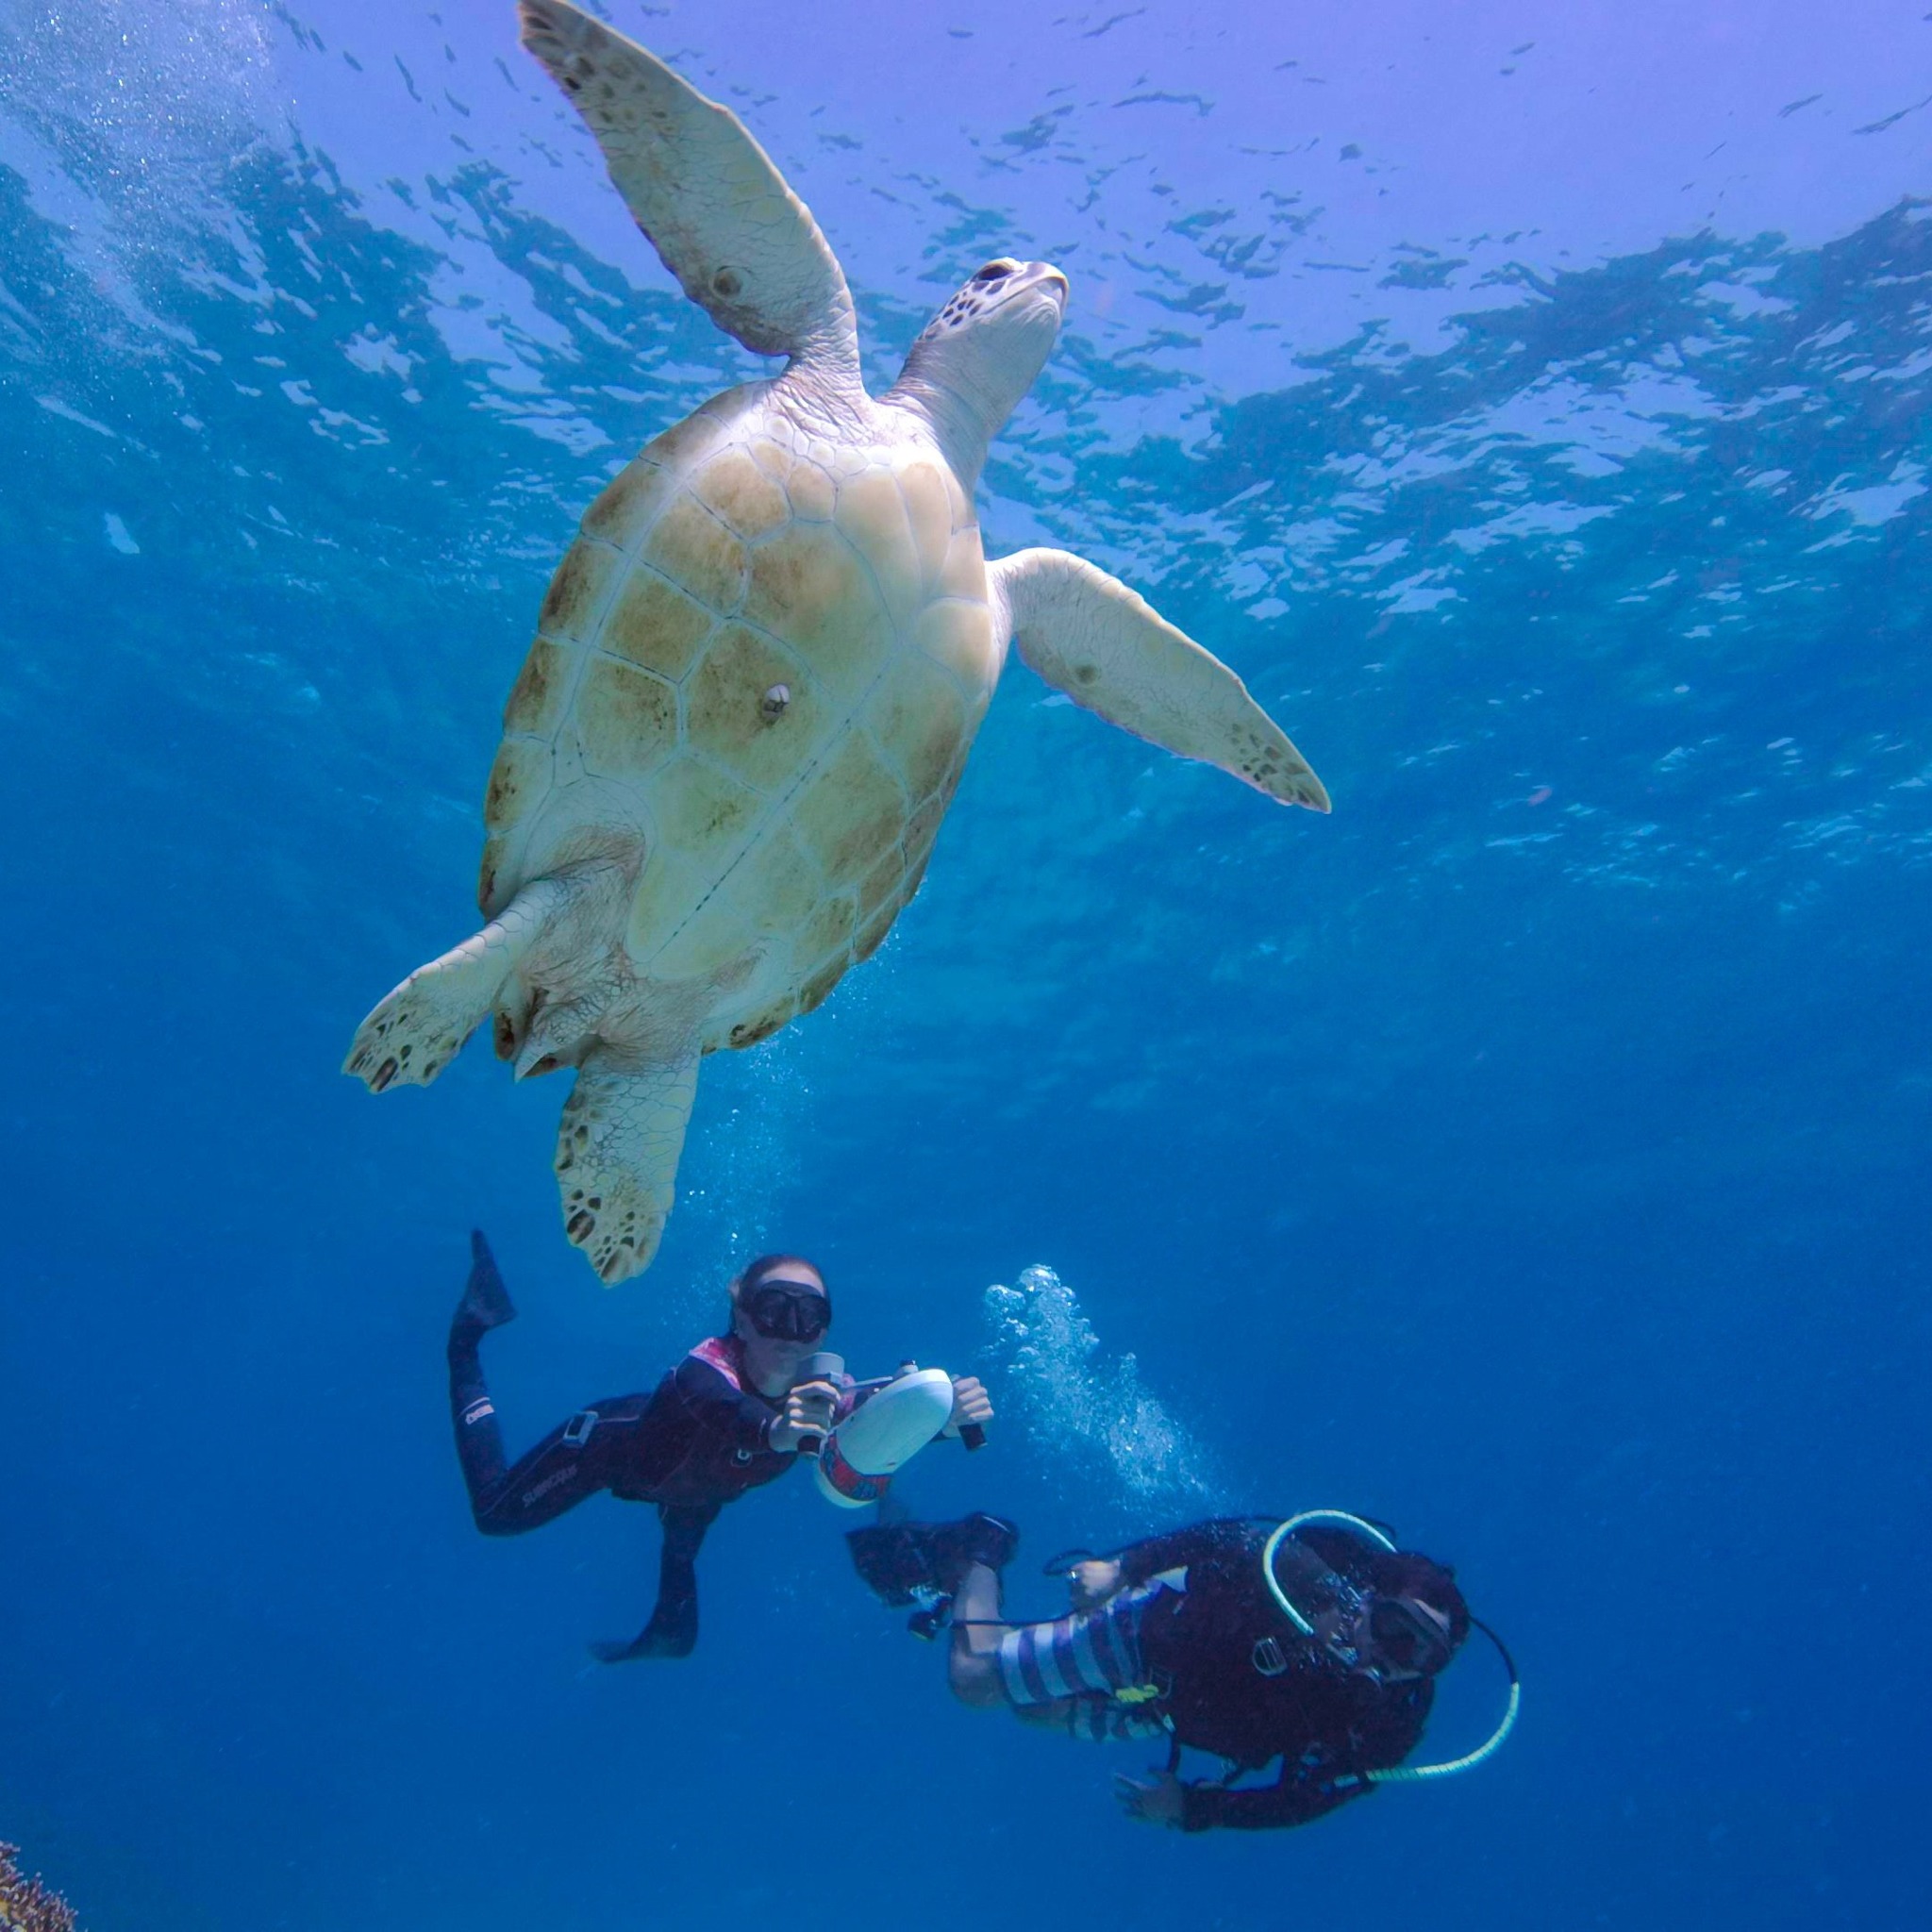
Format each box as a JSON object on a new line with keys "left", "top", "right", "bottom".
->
{"left": 1114, "top": 1520, "right": 1247, "bottom": 1587}
{"left": 1180, "top": 1768, "right": 1369, "bottom": 1834}
{"left": 672, "top": 1354, "right": 777, "bottom": 1453}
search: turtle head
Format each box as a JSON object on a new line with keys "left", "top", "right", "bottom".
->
{"left": 890, "top": 258, "right": 1069, "bottom": 480}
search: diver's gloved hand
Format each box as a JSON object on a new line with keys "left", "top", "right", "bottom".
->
{"left": 942, "top": 1374, "right": 994, "bottom": 1440}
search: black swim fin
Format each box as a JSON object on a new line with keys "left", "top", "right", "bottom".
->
{"left": 456, "top": 1229, "right": 518, "bottom": 1334}
{"left": 589, "top": 1613, "right": 694, "bottom": 1664}
{"left": 591, "top": 1509, "right": 708, "bottom": 1662}
{"left": 933, "top": 1512, "right": 1019, "bottom": 1590}
{"left": 847, "top": 1524, "right": 938, "bottom": 1608}
{"left": 591, "top": 1574, "right": 697, "bottom": 1661}
{"left": 847, "top": 1513, "right": 1019, "bottom": 1607}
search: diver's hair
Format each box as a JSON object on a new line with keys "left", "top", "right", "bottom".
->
{"left": 730, "top": 1253, "right": 827, "bottom": 1300}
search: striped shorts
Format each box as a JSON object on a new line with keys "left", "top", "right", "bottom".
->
{"left": 995, "top": 1578, "right": 1174, "bottom": 1738}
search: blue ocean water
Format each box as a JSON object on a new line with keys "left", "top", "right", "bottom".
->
{"left": 3, "top": 0, "right": 1928, "bottom": 1924}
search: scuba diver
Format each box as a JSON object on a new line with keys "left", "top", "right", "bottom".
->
{"left": 849, "top": 1510, "right": 1516, "bottom": 1833}
{"left": 449, "top": 1232, "right": 993, "bottom": 1660}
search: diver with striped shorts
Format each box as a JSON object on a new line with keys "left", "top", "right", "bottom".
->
{"left": 849, "top": 1511, "right": 1515, "bottom": 1832}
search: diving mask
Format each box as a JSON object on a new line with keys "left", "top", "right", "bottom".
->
{"left": 742, "top": 1280, "right": 832, "bottom": 1341}
{"left": 1369, "top": 1595, "right": 1456, "bottom": 1681}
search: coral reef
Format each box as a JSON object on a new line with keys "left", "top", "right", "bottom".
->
{"left": 0, "top": 1844, "right": 77, "bottom": 1932}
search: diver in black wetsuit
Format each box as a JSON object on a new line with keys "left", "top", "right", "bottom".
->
{"left": 851, "top": 1512, "right": 1507, "bottom": 1833}
{"left": 449, "top": 1232, "right": 992, "bottom": 1661}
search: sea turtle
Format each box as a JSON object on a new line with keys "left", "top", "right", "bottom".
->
{"left": 344, "top": 0, "right": 1329, "bottom": 1285}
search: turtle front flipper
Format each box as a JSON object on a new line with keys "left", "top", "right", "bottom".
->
{"left": 988, "top": 548, "right": 1331, "bottom": 814}
{"left": 518, "top": 0, "right": 858, "bottom": 377}
{"left": 345, "top": 877, "right": 570, "bottom": 1092}
{"left": 554, "top": 1044, "right": 700, "bottom": 1285}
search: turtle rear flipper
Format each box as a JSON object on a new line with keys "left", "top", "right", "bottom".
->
{"left": 344, "top": 877, "right": 570, "bottom": 1092}
{"left": 555, "top": 1045, "right": 699, "bottom": 1285}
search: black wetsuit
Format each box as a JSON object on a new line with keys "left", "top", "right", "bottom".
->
{"left": 1116, "top": 1520, "right": 1435, "bottom": 1833}
{"left": 449, "top": 1327, "right": 795, "bottom": 1658}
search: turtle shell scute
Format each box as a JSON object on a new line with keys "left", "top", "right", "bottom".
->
{"left": 575, "top": 658, "right": 678, "bottom": 781}
{"left": 539, "top": 538, "right": 625, "bottom": 645}
{"left": 743, "top": 524, "right": 891, "bottom": 700}
{"left": 790, "top": 730, "right": 907, "bottom": 889}
{"left": 503, "top": 637, "right": 574, "bottom": 740}
{"left": 692, "top": 449, "right": 791, "bottom": 541}
{"left": 601, "top": 566, "right": 716, "bottom": 681}
{"left": 484, "top": 737, "right": 552, "bottom": 834}
{"left": 581, "top": 458, "right": 662, "bottom": 551}
{"left": 641, "top": 496, "right": 749, "bottom": 617}
{"left": 686, "top": 625, "right": 827, "bottom": 793}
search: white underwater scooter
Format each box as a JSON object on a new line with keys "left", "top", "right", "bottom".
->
{"left": 794, "top": 1352, "right": 983, "bottom": 1508}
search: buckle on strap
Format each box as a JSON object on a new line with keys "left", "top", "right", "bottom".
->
{"left": 1252, "top": 1636, "right": 1290, "bottom": 1677}
{"left": 561, "top": 1409, "right": 600, "bottom": 1447}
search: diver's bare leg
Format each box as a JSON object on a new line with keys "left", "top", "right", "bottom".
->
{"left": 947, "top": 1561, "right": 1010, "bottom": 1707}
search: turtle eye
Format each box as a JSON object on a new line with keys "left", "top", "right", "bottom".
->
{"left": 972, "top": 258, "right": 1021, "bottom": 282}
